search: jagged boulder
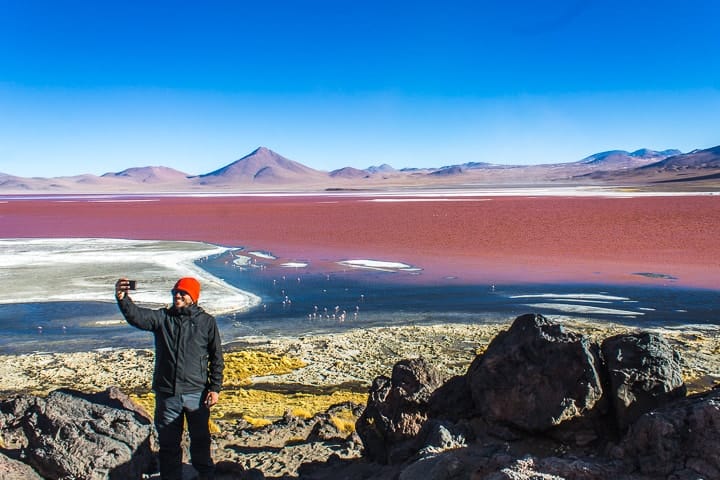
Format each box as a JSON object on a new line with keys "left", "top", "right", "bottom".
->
{"left": 0, "top": 451, "right": 44, "bottom": 480}
{"left": 354, "top": 375, "right": 392, "bottom": 462}
{"left": 308, "top": 402, "right": 365, "bottom": 442}
{"left": 466, "top": 314, "right": 606, "bottom": 432}
{"left": 355, "top": 358, "right": 444, "bottom": 463}
{"left": 611, "top": 387, "right": 720, "bottom": 478}
{"left": 475, "top": 455, "right": 623, "bottom": 480}
{"left": 428, "top": 374, "right": 475, "bottom": 422}
{"left": 0, "top": 387, "right": 157, "bottom": 480}
{"left": 601, "top": 332, "right": 686, "bottom": 431}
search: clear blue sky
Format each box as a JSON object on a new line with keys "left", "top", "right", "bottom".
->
{"left": 1, "top": 0, "right": 719, "bottom": 177}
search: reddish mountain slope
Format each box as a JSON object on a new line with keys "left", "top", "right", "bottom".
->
{"left": 195, "top": 147, "right": 327, "bottom": 185}
{"left": 102, "top": 166, "right": 190, "bottom": 183}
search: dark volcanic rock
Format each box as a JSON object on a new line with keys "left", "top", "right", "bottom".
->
{"left": 0, "top": 387, "right": 156, "bottom": 480}
{"left": 0, "top": 451, "right": 44, "bottom": 479}
{"left": 428, "top": 374, "right": 475, "bottom": 422}
{"left": 308, "top": 402, "right": 365, "bottom": 443}
{"left": 601, "top": 332, "right": 686, "bottom": 431}
{"left": 355, "top": 358, "right": 444, "bottom": 463}
{"left": 390, "top": 357, "right": 444, "bottom": 406}
{"left": 466, "top": 313, "right": 606, "bottom": 432}
{"left": 354, "top": 375, "right": 392, "bottom": 462}
{"left": 612, "top": 388, "right": 720, "bottom": 478}
{"left": 474, "top": 454, "right": 624, "bottom": 480}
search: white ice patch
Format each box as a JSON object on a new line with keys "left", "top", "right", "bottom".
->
{"left": 93, "top": 320, "right": 126, "bottom": 326}
{"left": 521, "top": 303, "right": 642, "bottom": 316}
{"left": 509, "top": 293, "right": 630, "bottom": 302}
{"left": 366, "top": 198, "right": 493, "bottom": 203}
{"left": 0, "top": 238, "right": 261, "bottom": 315}
{"left": 281, "top": 262, "right": 309, "bottom": 268}
{"left": 248, "top": 251, "right": 277, "bottom": 260}
{"left": 338, "top": 259, "right": 421, "bottom": 273}
{"left": 89, "top": 199, "right": 158, "bottom": 203}
{"left": 232, "top": 255, "right": 253, "bottom": 266}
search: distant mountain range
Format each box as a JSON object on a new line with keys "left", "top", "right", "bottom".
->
{"left": 1, "top": 145, "right": 719, "bottom": 193}
{"left": 576, "top": 149, "right": 683, "bottom": 167}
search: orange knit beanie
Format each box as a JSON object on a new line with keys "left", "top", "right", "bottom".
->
{"left": 173, "top": 277, "right": 201, "bottom": 303}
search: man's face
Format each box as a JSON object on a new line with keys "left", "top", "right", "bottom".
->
{"left": 172, "top": 289, "right": 193, "bottom": 309}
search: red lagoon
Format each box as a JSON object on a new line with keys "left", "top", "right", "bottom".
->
{"left": 1, "top": 194, "right": 718, "bottom": 289}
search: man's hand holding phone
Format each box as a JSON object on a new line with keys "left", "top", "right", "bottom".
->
{"left": 115, "top": 278, "right": 137, "bottom": 300}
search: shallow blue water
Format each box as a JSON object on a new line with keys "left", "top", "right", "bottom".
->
{"left": 1, "top": 251, "right": 718, "bottom": 354}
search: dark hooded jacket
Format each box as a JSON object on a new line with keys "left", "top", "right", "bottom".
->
{"left": 118, "top": 295, "right": 224, "bottom": 395}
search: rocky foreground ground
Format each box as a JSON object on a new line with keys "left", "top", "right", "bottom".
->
{"left": 1, "top": 317, "right": 719, "bottom": 479}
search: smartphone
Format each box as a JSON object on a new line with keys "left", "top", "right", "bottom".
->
{"left": 128, "top": 280, "right": 137, "bottom": 290}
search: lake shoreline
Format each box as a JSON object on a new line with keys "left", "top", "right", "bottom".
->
{"left": 1, "top": 233, "right": 718, "bottom": 356}
{"left": 2, "top": 318, "right": 718, "bottom": 406}
{"left": 2, "top": 314, "right": 719, "bottom": 478}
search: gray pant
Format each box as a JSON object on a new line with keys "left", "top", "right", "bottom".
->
{"left": 154, "top": 391, "right": 214, "bottom": 480}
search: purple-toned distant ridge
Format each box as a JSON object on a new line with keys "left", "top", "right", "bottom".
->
{"left": 1, "top": 144, "right": 719, "bottom": 193}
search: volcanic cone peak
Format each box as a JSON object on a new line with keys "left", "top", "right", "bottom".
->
{"left": 197, "top": 146, "right": 326, "bottom": 183}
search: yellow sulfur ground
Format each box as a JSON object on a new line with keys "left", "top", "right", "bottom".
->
{"left": 222, "top": 351, "right": 307, "bottom": 387}
{"left": 130, "top": 388, "right": 367, "bottom": 425}
{"left": 129, "top": 350, "right": 367, "bottom": 427}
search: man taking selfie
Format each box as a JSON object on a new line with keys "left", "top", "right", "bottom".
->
{"left": 115, "top": 276, "right": 224, "bottom": 480}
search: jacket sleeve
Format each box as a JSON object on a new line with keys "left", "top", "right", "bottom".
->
{"left": 117, "top": 295, "right": 164, "bottom": 331}
{"left": 207, "top": 315, "right": 224, "bottom": 392}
